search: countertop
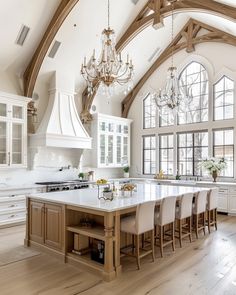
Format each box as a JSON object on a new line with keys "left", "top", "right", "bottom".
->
{"left": 0, "top": 183, "right": 46, "bottom": 191}
{"left": 28, "top": 183, "right": 210, "bottom": 212}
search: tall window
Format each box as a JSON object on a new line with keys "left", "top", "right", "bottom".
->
{"left": 177, "top": 131, "right": 208, "bottom": 176}
{"left": 143, "top": 135, "right": 156, "bottom": 174}
{"left": 178, "top": 62, "right": 208, "bottom": 124}
{"left": 143, "top": 94, "right": 156, "bottom": 129}
{"left": 214, "top": 76, "right": 234, "bottom": 120}
{"left": 159, "top": 134, "right": 174, "bottom": 175}
{"left": 213, "top": 128, "right": 234, "bottom": 177}
{"left": 159, "top": 106, "right": 174, "bottom": 127}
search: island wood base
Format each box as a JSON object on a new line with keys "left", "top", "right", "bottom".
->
{"left": 25, "top": 198, "right": 125, "bottom": 281}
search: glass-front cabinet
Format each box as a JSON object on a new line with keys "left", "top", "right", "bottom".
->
{"left": 0, "top": 92, "right": 29, "bottom": 168}
{"left": 92, "top": 113, "right": 132, "bottom": 168}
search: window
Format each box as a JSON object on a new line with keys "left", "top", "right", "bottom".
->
{"left": 213, "top": 129, "right": 234, "bottom": 177}
{"left": 177, "top": 131, "right": 208, "bottom": 176}
{"left": 143, "top": 94, "right": 156, "bottom": 129}
{"left": 143, "top": 135, "right": 156, "bottom": 174}
{"left": 159, "top": 106, "right": 174, "bottom": 127}
{"left": 159, "top": 134, "right": 174, "bottom": 175}
{"left": 178, "top": 62, "right": 208, "bottom": 124}
{"left": 214, "top": 76, "right": 234, "bottom": 120}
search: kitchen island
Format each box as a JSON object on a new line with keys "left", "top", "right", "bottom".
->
{"left": 25, "top": 183, "right": 211, "bottom": 281}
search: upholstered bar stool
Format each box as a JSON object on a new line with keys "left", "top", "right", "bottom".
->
{"left": 207, "top": 188, "right": 218, "bottom": 233}
{"left": 154, "top": 196, "right": 177, "bottom": 257}
{"left": 192, "top": 190, "right": 208, "bottom": 239}
{"left": 175, "top": 193, "right": 194, "bottom": 247}
{"left": 120, "top": 201, "right": 156, "bottom": 270}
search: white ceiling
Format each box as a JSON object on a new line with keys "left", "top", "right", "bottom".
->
{"left": 0, "top": 0, "right": 236, "bottom": 103}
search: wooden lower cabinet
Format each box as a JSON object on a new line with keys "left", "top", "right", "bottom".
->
{"left": 44, "top": 203, "right": 63, "bottom": 250}
{"left": 29, "top": 201, "right": 44, "bottom": 244}
{"left": 29, "top": 200, "right": 64, "bottom": 251}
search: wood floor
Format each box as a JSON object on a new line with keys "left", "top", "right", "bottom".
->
{"left": 0, "top": 214, "right": 236, "bottom": 295}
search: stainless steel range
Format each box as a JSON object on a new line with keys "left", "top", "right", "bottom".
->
{"left": 35, "top": 180, "right": 89, "bottom": 192}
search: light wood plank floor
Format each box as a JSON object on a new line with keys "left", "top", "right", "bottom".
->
{"left": 0, "top": 215, "right": 236, "bottom": 295}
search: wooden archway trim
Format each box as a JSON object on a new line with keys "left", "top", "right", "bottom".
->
{"left": 121, "top": 18, "right": 236, "bottom": 118}
{"left": 81, "top": 0, "right": 236, "bottom": 122}
{"left": 23, "top": 0, "right": 80, "bottom": 98}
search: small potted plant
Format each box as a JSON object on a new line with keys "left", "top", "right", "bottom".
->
{"left": 199, "top": 158, "right": 227, "bottom": 182}
{"left": 123, "top": 166, "right": 130, "bottom": 178}
{"left": 78, "top": 172, "right": 84, "bottom": 180}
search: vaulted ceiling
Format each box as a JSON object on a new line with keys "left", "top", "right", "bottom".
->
{"left": 1, "top": 0, "right": 236, "bottom": 117}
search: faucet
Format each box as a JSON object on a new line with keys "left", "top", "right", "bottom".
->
{"left": 59, "top": 165, "right": 71, "bottom": 171}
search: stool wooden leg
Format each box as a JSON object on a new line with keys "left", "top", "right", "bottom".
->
{"left": 132, "top": 234, "right": 135, "bottom": 254}
{"left": 136, "top": 235, "right": 140, "bottom": 270}
{"left": 215, "top": 209, "right": 218, "bottom": 230}
{"left": 189, "top": 216, "right": 192, "bottom": 243}
{"left": 203, "top": 212, "right": 206, "bottom": 235}
{"left": 208, "top": 210, "right": 211, "bottom": 234}
{"left": 179, "top": 219, "right": 182, "bottom": 248}
{"left": 195, "top": 214, "right": 199, "bottom": 239}
{"left": 160, "top": 225, "right": 164, "bottom": 258}
{"left": 172, "top": 222, "right": 175, "bottom": 252}
{"left": 151, "top": 229, "right": 155, "bottom": 262}
{"left": 142, "top": 233, "right": 145, "bottom": 249}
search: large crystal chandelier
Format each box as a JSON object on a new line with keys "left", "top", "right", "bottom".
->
{"left": 153, "top": 0, "right": 187, "bottom": 111}
{"left": 81, "top": 0, "right": 134, "bottom": 96}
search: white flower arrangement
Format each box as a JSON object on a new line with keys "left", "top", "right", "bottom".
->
{"left": 199, "top": 157, "right": 227, "bottom": 174}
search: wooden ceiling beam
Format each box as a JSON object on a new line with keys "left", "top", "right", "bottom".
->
{"left": 23, "top": 0, "right": 80, "bottom": 98}
{"left": 81, "top": 0, "right": 236, "bottom": 123}
{"left": 121, "top": 18, "right": 236, "bottom": 118}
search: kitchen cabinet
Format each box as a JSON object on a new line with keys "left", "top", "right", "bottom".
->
{"left": 0, "top": 91, "right": 30, "bottom": 168}
{"left": 91, "top": 113, "right": 132, "bottom": 168}
{"left": 29, "top": 200, "right": 64, "bottom": 251}
{"left": 228, "top": 188, "right": 236, "bottom": 214}
{"left": 0, "top": 186, "right": 45, "bottom": 228}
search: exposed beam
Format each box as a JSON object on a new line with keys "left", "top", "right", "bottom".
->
{"left": 81, "top": 0, "right": 236, "bottom": 122}
{"left": 121, "top": 18, "right": 236, "bottom": 118}
{"left": 23, "top": 0, "right": 80, "bottom": 98}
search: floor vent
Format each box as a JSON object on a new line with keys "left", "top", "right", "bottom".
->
{"left": 16, "top": 25, "right": 30, "bottom": 46}
{"left": 48, "top": 41, "right": 61, "bottom": 58}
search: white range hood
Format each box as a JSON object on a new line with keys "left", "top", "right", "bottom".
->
{"left": 30, "top": 72, "right": 92, "bottom": 149}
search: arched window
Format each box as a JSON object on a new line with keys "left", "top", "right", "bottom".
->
{"left": 214, "top": 76, "right": 234, "bottom": 120}
{"left": 143, "top": 94, "right": 156, "bottom": 129}
{"left": 178, "top": 62, "right": 208, "bottom": 124}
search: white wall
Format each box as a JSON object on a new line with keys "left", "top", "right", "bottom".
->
{"left": 128, "top": 42, "right": 236, "bottom": 178}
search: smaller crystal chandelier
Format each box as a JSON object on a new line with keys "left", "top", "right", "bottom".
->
{"left": 153, "top": 0, "right": 187, "bottom": 111}
{"left": 81, "top": 0, "right": 134, "bottom": 96}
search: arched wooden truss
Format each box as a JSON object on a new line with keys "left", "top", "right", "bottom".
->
{"left": 121, "top": 18, "right": 236, "bottom": 117}
{"left": 23, "top": 0, "right": 80, "bottom": 98}
{"left": 81, "top": 0, "right": 236, "bottom": 122}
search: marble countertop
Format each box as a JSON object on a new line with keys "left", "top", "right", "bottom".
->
{"left": 28, "top": 183, "right": 210, "bottom": 213}
{"left": 0, "top": 183, "right": 46, "bottom": 191}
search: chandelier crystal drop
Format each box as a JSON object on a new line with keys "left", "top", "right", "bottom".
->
{"left": 81, "top": 0, "right": 134, "bottom": 96}
{"left": 153, "top": 0, "right": 190, "bottom": 112}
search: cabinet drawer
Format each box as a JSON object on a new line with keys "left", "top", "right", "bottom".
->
{"left": 0, "top": 200, "right": 25, "bottom": 211}
{"left": 217, "top": 195, "right": 228, "bottom": 213}
{"left": 0, "top": 210, "right": 26, "bottom": 223}
{"left": 218, "top": 188, "right": 228, "bottom": 194}
{"left": 229, "top": 188, "right": 236, "bottom": 195}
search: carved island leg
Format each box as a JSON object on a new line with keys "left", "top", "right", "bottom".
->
{"left": 114, "top": 211, "right": 122, "bottom": 276}
{"left": 24, "top": 198, "right": 30, "bottom": 247}
{"left": 103, "top": 212, "right": 116, "bottom": 281}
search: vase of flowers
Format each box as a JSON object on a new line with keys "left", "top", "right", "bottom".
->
{"left": 199, "top": 158, "right": 227, "bottom": 182}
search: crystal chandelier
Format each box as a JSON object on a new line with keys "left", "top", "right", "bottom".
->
{"left": 153, "top": 0, "right": 187, "bottom": 111}
{"left": 81, "top": 0, "right": 134, "bottom": 96}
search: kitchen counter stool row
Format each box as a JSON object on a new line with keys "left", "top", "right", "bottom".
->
{"left": 120, "top": 188, "right": 218, "bottom": 269}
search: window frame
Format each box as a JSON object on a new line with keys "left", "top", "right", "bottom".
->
{"left": 143, "top": 94, "right": 156, "bottom": 130}
{"left": 177, "top": 130, "right": 208, "bottom": 177}
{"left": 213, "top": 75, "right": 234, "bottom": 121}
{"left": 213, "top": 127, "right": 234, "bottom": 178}
{"left": 159, "top": 133, "right": 174, "bottom": 175}
{"left": 142, "top": 135, "right": 156, "bottom": 175}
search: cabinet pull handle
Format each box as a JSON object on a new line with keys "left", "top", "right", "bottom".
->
{"left": 8, "top": 152, "right": 10, "bottom": 166}
{"left": 9, "top": 204, "right": 16, "bottom": 207}
{"left": 8, "top": 214, "right": 16, "bottom": 218}
{"left": 10, "top": 195, "right": 16, "bottom": 197}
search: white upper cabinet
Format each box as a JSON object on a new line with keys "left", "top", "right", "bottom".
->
{"left": 0, "top": 92, "right": 30, "bottom": 169}
{"left": 91, "top": 113, "right": 132, "bottom": 168}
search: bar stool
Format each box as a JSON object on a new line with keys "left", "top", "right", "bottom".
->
{"left": 154, "top": 196, "right": 177, "bottom": 257}
{"left": 192, "top": 190, "right": 208, "bottom": 239}
{"left": 175, "top": 193, "right": 194, "bottom": 247}
{"left": 207, "top": 188, "right": 218, "bottom": 233}
{"left": 120, "top": 201, "right": 156, "bottom": 270}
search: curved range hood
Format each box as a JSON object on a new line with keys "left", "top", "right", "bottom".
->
{"left": 30, "top": 72, "right": 92, "bottom": 149}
